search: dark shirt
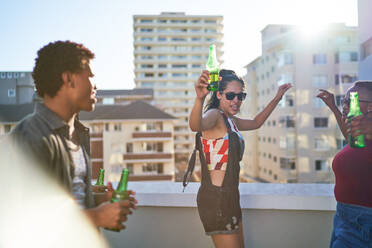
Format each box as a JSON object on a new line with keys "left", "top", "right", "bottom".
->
{"left": 333, "top": 139, "right": 372, "bottom": 208}
{"left": 8, "top": 102, "right": 94, "bottom": 208}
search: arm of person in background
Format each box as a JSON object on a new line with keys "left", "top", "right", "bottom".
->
{"left": 84, "top": 191, "right": 137, "bottom": 230}
{"left": 317, "top": 89, "right": 347, "bottom": 139}
{"left": 348, "top": 112, "right": 372, "bottom": 137}
{"left": 234, "top": 83, "right": 292, "bottom": 131}
{"left": 189, "top": 70, "right": 220, "bottom": 132}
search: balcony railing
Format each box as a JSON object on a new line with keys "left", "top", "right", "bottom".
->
{"left": 102, "top": 182, "right": 336, "bottom": 248}
{"left": 132, "top": 132, "right": 172, "bottom": 139}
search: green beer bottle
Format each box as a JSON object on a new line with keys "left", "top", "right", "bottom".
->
{"left": 95, "top": 168, "right": 105, "bottom": 186}
{"left": 107, "top": 168, "right": 130, "bottom": 232}
{"left": 206, "top": 44, "right": 219, "bottom": 91}
{"left": 347, "top": 92, "right": 366, "bottom": 148}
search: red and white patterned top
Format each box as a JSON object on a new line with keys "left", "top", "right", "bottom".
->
{"left": 202, "top": 134, "right": 229, "bottom": 170}
{"left": 201, "top": 114, "right": 244, "bottom": 171}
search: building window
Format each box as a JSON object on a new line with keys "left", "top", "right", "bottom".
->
{"left": 314, "top": 138, "right": 329, "bottom": 150}
{"left": 142, "top": 142, "right": 163, "bottom": 152}
{"left": 105, "top": 123, "right": 110, "bottom": 131}
{"left": 313, "top": 54, "right": 327, "bottom": 64}
{"left": 334, "top": 74, "right": 358, "bottom": 85}
{"left": 142, "top": 163, "right": 163, "bottom": 174}
{"left": 336, "top": 139, "right": 347, "bottom": 150}
{"left": 280, "top": 157, "right": 296, "bottom": 170}
{"left": 126, "top": 143, "right": 133, "bottom": 153}
{"left": 279, "top": 95, "right": 294, "bottom": 107}
{"left": 277, "top": 74, "right": 292, "bottom": 86}
{"left": 279, "top": 116, "right": 295, "bottom": 128}
{"left": 312, "top": 75, "right": 328, "bottom": 88}
{"left": 114, "top": 123, "right": 122, "bottom": 131}
{"left": 335, "top": 95, "right": 344, "bottom": 107}
{"left": 273, "top": 156, "right": 277, "bottom": 162}
{"left": 0, "top": 72, "right": 6, "bottom": 79}
{"left": 313, "top": 97, "right": 326, "bottom": 108}
{"left": 315, "top": 160, "right": 328, "bottom": 171}
{"left": 102, "top": 98, "right": 114, "bottom": 104}
{"left": 277, "top": 52, "right": 293, "bottom": 67}
{"left": 335, "top": 51, "right": 358, "bottom": 63}
{"left": 140, "top": 19, "right": 153, "bottom": 23}
{"left": 314, "top": 117, "right": 328, "bottom": 128}
{"left": 126, "top": 163, "right": 134, "bottom": 174}
{"left": 8, "top": 89, "right": 16, "bottom": 97}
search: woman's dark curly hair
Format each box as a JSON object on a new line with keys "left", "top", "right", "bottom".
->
{"left": 32, "top": 40, "right": 95, "bottom": 97}
{"left": 204, "top": 69, "right": 245, "bottom": 112}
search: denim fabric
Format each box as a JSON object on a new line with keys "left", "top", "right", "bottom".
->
{"left": 330, "top": 202, "right": 372, "bottom": 248}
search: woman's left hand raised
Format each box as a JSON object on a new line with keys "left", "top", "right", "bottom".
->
{"left": 274, "top": 83, "right": 292, "bottom": 101}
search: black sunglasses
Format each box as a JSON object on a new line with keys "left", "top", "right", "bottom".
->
{"left": 342, "top": 98, "right": 372, "bottom": 106}
{"left": 223, "top": 92, "right": 247, "bottom": 101}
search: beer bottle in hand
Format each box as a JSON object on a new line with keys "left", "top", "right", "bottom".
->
{"left": 95, "top": 168, "right": 105, "bottom": 186}
{"left": 206, "top": 44, "right": 219, "bottom": 91}
{"left": 107, "top": 168, "right": 130, "bottom": 232}
{"left": 347, "top": 92, "right": 366, "bottom": 148}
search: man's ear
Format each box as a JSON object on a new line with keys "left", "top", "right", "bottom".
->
{"left": 61, "top": 71, "right": 74, "bottom": 88}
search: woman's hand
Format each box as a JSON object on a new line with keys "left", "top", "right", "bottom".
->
{"left": 274, "top": 83, "right": 292, "bottom": 101}
{"left": 317, "top": 89, "right": 336, "bottom": 108}
{"left": 195, "top": 70, "right": 210, "bottom": 99}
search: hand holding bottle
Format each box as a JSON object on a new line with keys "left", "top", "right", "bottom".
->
{"left": 195, "top": 70, "right": 211, "bottom": 99}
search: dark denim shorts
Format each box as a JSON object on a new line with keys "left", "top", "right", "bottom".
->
{"left": 330, "top": 202, "right": 372, "bottom": 248}
{"left": 197, "top": 184, "right": 242, "bottom": 236}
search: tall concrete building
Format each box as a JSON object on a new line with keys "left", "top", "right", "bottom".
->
{"left": 133, "top": 12, "right": 224, "bottom": 172}
{"left": 242, "top": 23, "right": 358, "bottom": 183}
{"left": 0, "top": 71, "right": 34, "bottom": 105}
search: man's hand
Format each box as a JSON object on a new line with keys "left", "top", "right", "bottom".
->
{"left": 86, "top": 194, "right": 137, "bottom": 230}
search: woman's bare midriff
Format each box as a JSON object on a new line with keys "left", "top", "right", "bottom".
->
{"left": 209, "top": 170, "right": 226, "bottom": 186}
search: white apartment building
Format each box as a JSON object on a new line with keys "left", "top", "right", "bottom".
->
{"left": 242, "top": 24, "right": 358, "bottom": 183}
{"left": 133, "top": 12, "right": 223, "bottom": 171}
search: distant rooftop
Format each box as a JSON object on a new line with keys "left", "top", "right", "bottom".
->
{"left": 80, "top": 100, "right": 175, "bottom": 121}
{"left": 0, "top": 103, "right": 34, "bottom": 123}
{"left": 97, "top": 88, "right": 153, "bottom": 97}
{"left": 0, "top": 101, "right": 175, "bottom": 123}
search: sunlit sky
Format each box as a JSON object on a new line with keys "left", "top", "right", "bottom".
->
{"left": 0, "top": 0, "right": 357, "bottom": 89}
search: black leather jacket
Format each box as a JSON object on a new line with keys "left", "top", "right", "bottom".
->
{"left": 8, "top": 103, "right": 94, "bottom": 208}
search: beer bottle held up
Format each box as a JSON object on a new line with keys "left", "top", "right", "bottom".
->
{"left": 206, "top": 44, "right": 219, "bottom": 91}
{"left": 347, "top": 92, "right": 366, "bottom": 148}
{"left": 95, "top": 168, "right": 105, "bottom": 186}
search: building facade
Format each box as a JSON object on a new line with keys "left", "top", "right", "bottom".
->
{"left": 96, "top": 88, "right": 154, "bottom": 105}
{"left": 358, "top": 0, "right": 372, "bottom": 80}
{"left": 0, "top": 71, "right": 34, "bottom": 105}
{"left": 133, "top": 12, "right": 224, "bottom": 174}
{"left": 0, "top": 100, "right": 176, "bottom": 182}
{"left": 241, "top": 24, "right": 358, "bottom": 183}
